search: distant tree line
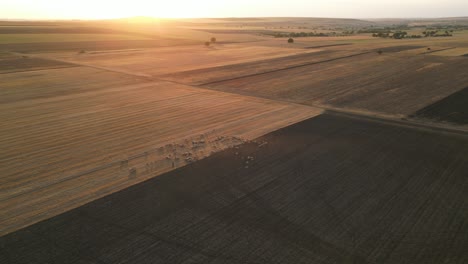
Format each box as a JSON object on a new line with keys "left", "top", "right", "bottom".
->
{"left": 425, "top": 25, "right": 467, "bottom": 31}
{"left": 422, "top": 30, "right": 453, "bottom": 37}
{"left": 267, "top": 24, "right": 463, "bottom": 40}
{"left": 268, "top": 31, "right": 351, "bottom": 38}
{"left": 372, "top": 30, "right": 452, "bottom": 39}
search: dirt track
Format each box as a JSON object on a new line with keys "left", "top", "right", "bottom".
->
{"left": 2, "top": 113, "right": 468, "bottom": 264}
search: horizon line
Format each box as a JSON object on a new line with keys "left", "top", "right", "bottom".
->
{"left": 1, "top": 15, "right": 468, "bottom": 22}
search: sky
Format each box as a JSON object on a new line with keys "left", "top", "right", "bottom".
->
{"left": 1, "top": 0, "right": 467, "bottom": 20}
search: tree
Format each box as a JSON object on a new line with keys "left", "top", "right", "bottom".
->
{"left": 210, "top": 37, "right": 217, "bottom": 43}
{"left": 393, "top": 31, "right": 407, "bottom": 39}
{"left": 205, "top": 41, "right": 210, "bottom": 47}
{"left": 288, "top": 38, "right": 294, "bottom": 43}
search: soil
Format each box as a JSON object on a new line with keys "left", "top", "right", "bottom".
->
{"left": 2, "top": 113, "right": 468, "bottom": 264}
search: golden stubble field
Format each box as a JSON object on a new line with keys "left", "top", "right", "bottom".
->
{"left": 36, "top": 44, "right": 322, "bottom": 76}
{"left": 0, "top": 65, "right": 321, "bottom": 235}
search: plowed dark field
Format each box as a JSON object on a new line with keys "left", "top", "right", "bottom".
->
{"left": 0, "top": 57, "right": 76, "bottom": 73}
{"left": 2, "top": 113, "right": 468, "bottom": 264}
{"left": 411, "top": 86, "right": 468, "bottom": 125}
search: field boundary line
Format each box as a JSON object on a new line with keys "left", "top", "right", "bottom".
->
{"left": 9, "top": 52, "right": 153, "bottom": 78}
{"left": 197, "top": 51, "right": 371, "bottom": 86}
{"left": 325, "top": 109, "right": 468, "bottom": 138}
{"left": 421, "top": 47, "right": 457, "bottom": 54}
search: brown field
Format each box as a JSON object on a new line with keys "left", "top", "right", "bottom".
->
{"left": 410, "top": 86, "right": 468, "bottom": 125}
{"left": 2, "top": 17, "right": 468, "bottom": 262}
{"left": 202, "top": 51, "right": 468, "bottom": 117}
{"left": 161, "top": 49, "right": 365, "bottom": 85}
{"left": 2, "top": 113, "right": 468, "bottom": 264}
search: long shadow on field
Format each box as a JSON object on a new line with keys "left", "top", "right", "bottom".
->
{"left": 2, "top": 113, "right": 468, "bottom": 264}
{"left": 410, "top": 86, "right": 468, "bottom": 125}
{"left": 0, "top": 39, "right": 194, "bottom": 53}
{"left": 373, "top": 45, "right": 424, "bottom": 53}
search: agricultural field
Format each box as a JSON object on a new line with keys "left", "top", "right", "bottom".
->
{"left": 2, "top": 16, "right": 468, "bottom": 263}
{"left": 410, "top": 86, "right": 468, "bottom": 125}
{"left": 2, "top": 113, "right": 468, "bottom": 264}
{"left": 0, "top": 65, "right": 321, "bottom": 235}
{"left": 203, "top": 50, "right": 468, "bottom": 118}
{"left": 0, "top": 54, "right": 76, "bottom": 73}
{"left": 36, "top": 43, "right": 322, "bottom": 76}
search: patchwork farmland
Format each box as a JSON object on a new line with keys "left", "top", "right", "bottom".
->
{"left": 0, "top": 66, "right": 320, "bottom": 235}
{"left": 1, "top": 17, "right": 468, "bottom": 263}
{"left": 2, "top": 113, "right": 468, "bottom": 263}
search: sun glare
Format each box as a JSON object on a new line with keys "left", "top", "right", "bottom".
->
{"left": 2, "top": 0, "right": 226, "bottom": 20}
{"left": 24, "top": 0, "right": 223, "bottom": 19}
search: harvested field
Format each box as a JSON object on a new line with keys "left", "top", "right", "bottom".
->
{"left": 0, "top": 34, "right": 153, "bottom": 44}
{"left": 304, "top": 43, "right": 352, "bottom": 49}
{"left": 0, "top": 39, "right": 195, "bottom": 53}
{"left": 0, "top": 57, "right": 76, "bottom": 74}
{"left": 192, "top": 28, "right": 274, "bottom": 35}
{"left": 0, "top": 26, "right": 151, "bottom": 35}
{"left": 0, "top": 66, "right": 321, "bottom": 235}
{"left": 2, "top": 113, "right": 468, "bottom": 264}
{"left": 40, "top": 44, "right": 317, "bottom": 76}
{"left": 375, "top": 45, "right": 424, "bottom": 52}
{"left": 429, "top": 47, "right": 468, "bottom": 56}
{"left": 203, "top": 51, "right": 468, "bottom": 117}
{"left": 162, "top": 49, "right": 364, "bottom": 85}
{"left": 410, "top": 86, "right": 468, "bottom": 125}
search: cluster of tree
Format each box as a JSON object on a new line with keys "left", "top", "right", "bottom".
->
{"left": 392, "top": 31, "right": 408, "bottom": 39}
{"left": 372, "top": 32, "right": 390, "bottom": 38}
{"left": 271, "top": 32, "right": 332, "bottom": 38}
{"left": 423, "top": 30, "right": 453, "bottom": 37}
{"left": 372, "top": 30, "right": 451, "bottom": 39}
{"left": 426, "top": 25, "right": 466, "bottom": 31}
{"left": 358, "top": 29, "right": 391, "bottom": 34}
{"left": 342, "top": 30, "right": 355, "bottom": 35}
{"left": 372, "top": 32, "right": 417, "bottom": 39}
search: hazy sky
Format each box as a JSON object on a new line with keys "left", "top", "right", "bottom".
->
{"left": 1, "top": 0, "right": 467, "bottom": 19}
